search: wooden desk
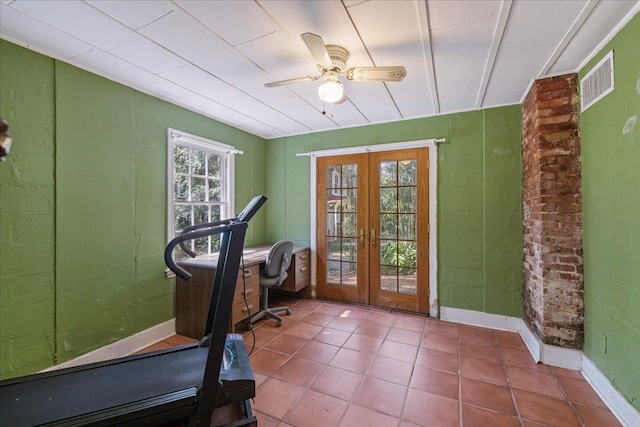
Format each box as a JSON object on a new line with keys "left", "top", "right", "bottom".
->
{"left": 175, "top": 245, "right": 310, "bottom": 338}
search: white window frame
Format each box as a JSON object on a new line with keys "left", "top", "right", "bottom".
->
{"left": 166, "top": 128, "right": 239, "bottom": 254}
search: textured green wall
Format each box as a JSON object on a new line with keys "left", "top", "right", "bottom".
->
{"left": 0, "top": 40, "right": 266, "bottom": 379}
{"left": 580, "top": 14, "right": 639, "bottom": 410}
{"left": 266, "top": 106, "right": 523, "bottom": 317}
{"left": 0, "top": 41, "right": 57, "bottom": 377}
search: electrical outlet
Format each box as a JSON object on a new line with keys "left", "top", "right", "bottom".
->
{"left": 598, "top": 332, "right": 607, "bottom": 354}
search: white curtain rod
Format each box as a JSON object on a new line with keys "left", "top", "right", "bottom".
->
{"left": 295, "top": 138, "right": 446, "bottom": 157}
{"left": 168, "top": 129, "right": 243, "bottom": 155}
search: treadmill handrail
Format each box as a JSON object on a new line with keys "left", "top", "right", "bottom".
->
{"left": 165, "top": 224, "right": 233, "bottom": 281}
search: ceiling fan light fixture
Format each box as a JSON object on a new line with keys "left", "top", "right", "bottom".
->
{"left": 318, "top": 77, "right": 344, "bottom": 103}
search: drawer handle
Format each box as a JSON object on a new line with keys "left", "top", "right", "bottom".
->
{"left": 298, "top": 267, "right": 307, "bottom": 272}
{"left": 298, "top": 255, "right": 307, "bottom": 260}
{"left": 241, "top": 268, "right": 252, "bottom": 276}
{"left": 242, "top": 305, "right": 254, "bottom": 313}
{"left": 242, "top": 289, "right": 254, "bottom": 295}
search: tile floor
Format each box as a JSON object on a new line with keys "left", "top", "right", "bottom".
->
{"left": 153, "top": 298, "right": 622, "bottom": 427}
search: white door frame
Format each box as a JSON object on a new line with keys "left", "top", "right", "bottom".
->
{"left": 299, "top": 138, "right": 441, "bottom": 317}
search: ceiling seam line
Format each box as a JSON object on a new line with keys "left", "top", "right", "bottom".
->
{"left": 475, "top": 0, "right": 513, "bottom": 110}
{"left": 416, "top": 0, "right": 439, "bottom": 114}
{"left": 538, "top": 0, "right": 599, "bottom": 76}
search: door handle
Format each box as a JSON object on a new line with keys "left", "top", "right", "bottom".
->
{"left": 371, "top": 228, "right": 376, "bottom": 248}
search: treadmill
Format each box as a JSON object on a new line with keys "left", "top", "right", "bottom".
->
{"left": 0, "top": 195, "right": 267, "bottom": 427}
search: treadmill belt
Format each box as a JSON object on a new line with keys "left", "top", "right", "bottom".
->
{"left": 0, "top": 346, "right": 208, "bottom": 426}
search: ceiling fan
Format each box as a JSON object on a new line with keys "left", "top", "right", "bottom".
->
{"left": 264, "top": 33, "right": 407, "bottom": 104}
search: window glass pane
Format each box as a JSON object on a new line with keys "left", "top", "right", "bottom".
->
{"left": 169, "top": 131, "right": 232, "bottom": 257}
{"left": 194, "top": 204, "right": 208, "bottom": 225}
{"left": 208, "top": 153, "right": 221, "bottom": 178}
{"left": 175, "top": 205, "right": 191, "bottom": 232}
{"left": 380, "top": 188, "right": 397, "bottom": 213}
{"left": 194, "top": 237, "right": 209, "bottom": 256}
{"left": 174, "top": 146, "right": 189, "bottom": 174}
{"left": 208, "top": 179, "right": 221, "bottom": 202}
{"left": 191, "top": 177, "right": 206, "bottom": 201}
{"left": 192, "top": 149, "right": 206, "bottom": 176}
{"left": 398, "top": 160, "right": 416, "bottom": 185}
{"left": 174, "top": 174, "right": 189, "bottom": 201}
{"left": 399, "top": 187, "right": 416, "bottom": 213}
{"left": 379, "top": 161, "right": 397, "bottom": 187}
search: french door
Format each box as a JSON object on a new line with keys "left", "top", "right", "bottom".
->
{"left": 316, "top": 148, "right": 429, "bottom": 313}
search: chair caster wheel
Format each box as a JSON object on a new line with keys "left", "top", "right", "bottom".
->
{"left": 247, "top": 324, "right": 253, "bottom": 331}
{"left": 285, "top": 309, "right": 291, "bottom": 316}
{"left": 276, "top": 321, "right": 282, "bottom": 327}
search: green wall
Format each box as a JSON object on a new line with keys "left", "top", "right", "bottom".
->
{"left": 0, "top": 40, "right": 266, "bottom": 379}
{"left": 579, "top": 14, "right": 639, "bottom": 410}
{"left": 265, "top": 105, "right": 523, "bottom": 317}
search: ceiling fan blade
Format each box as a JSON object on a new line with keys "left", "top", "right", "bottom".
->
{"left": 345, "top": 66, "right": 407, "bottom": 82}
{"left": 301, "top": 32, "right": 332, "bottom": 67}
{"left": 264, "top": 75, "right": 321, "bottom": 88}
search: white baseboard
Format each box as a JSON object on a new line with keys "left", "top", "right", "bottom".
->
{"left": 440, "top": 306, "right": 523, "bottom": 331}
{"left": 582, "top": 356, "right": 640, "bottom": 427}
{"left": 41, "top": 319, "right": 175, "bottom": 372}
{"left": 440, "top": 306, "right": 638, "bottom": 426}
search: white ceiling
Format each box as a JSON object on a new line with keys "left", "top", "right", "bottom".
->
{"left": 1, "top": 0, "right": 637, "bottom": 139}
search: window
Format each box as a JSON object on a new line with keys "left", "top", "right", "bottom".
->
{"left": 167, "top": 128, "right": 238, "bottom": 258}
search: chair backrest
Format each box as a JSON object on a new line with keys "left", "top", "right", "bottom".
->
{"left": 264, "top": 239, "right": 294, "bottom": 280}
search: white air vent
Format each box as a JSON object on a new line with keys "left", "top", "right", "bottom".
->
{"left": 581, "top": 51, "right": 614, "bottom": 112}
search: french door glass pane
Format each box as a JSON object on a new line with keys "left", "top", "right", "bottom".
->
{"left": 398, "top": 160, "right": 417, "bottom": 185}
{"left": 380, "top": 188, "right": 397, "bottom": 212}
{"left": 379, "top": 161, "right": 397, "bottom": 186}
{"left": 377, "top": 158, "right": 419, "bottom": 296}
{"left": 380, "top": 213, "right": 397, "bottom": 239}
{"left": 399, "top": 270, "right": 417, "bottom": 295}
{"left": 399, "top": 187, "right": 416, "bottom": 213}
{"left": 342, "top": 164, "right": 357, "bottom": 187}
{"left": 380, "top": 267, "right": 398, "bottom": 292}
{"left": 327, "top": 237, "right": 341, "bottom": 260}
{"left": 324, "top": 163, "right": 358, "bottom": 288}
{"left": 399, "top": 214, "right": 417, "bottom": 240}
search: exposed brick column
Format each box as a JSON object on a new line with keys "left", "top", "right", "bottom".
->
{"left": 522, "top": 74, "right": 584, "bottom": 349}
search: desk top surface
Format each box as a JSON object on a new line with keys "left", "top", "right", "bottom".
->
{"left": 177, "top": 244, "right": 309, "bottom": 270}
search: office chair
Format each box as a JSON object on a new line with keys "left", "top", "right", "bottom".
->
{"left": 249, "top": 239, "right": 294, "bottom": 328}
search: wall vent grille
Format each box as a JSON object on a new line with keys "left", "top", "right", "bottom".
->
{"left": 580, "top": 51, "right": 614, "bottom": 112}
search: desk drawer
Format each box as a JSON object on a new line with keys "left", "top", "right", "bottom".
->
{"left": 233, "top": 295, "right": 259, "bottom": 323}
{"left": 234, "top": 265, "right": 259, "bottom": 301}
{"left": 294, "top": 253, "right": 310, "bottom": 288}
